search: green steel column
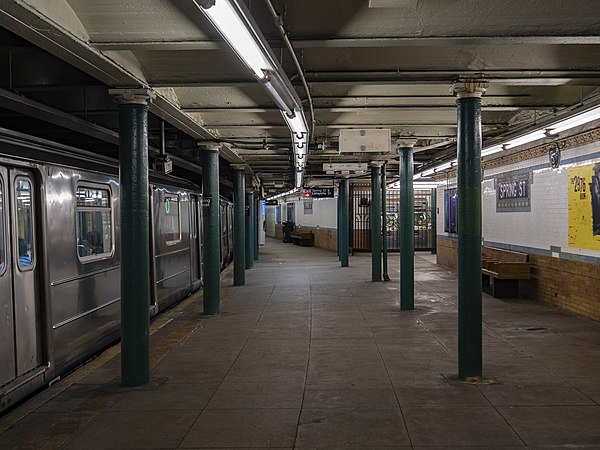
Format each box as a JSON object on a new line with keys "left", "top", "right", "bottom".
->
{"left": 244, "top": 193, "right": 251, "bottom": 269}
{"left": 382, "top": 166, "right": 390, "bottom": 281}
{"left": 233, "top": 168, "right": 246, "bottom": 284}
{"left": 113, "top": 90, "right": 152, "bottom": 387}
{"left": 202, "top": 147, "right": 221, "bottom": 315}
{"left": 340, "top": 178, "right": 349, "bottom": 267}
{"left": 431, "top": 188, "right": 437, "bottom": 254}
{"left": 399, "top": 144, "right": 415, "bottom": 310}
{"left": 370, "top": 163, "right": 382, "bottom": 281}
{"left": 454, "top": 81, "right": 487, "bottom": 380}
{"left": 245, "top": 191, "right": 254, "bottom": 269}
{"left": 254, "top": 198, "right": 259, "bottom": 260}
{"left": 337, "top": 185, "right": 341, "bottom": 260}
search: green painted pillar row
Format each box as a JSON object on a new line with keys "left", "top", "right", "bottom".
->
{"left": 431, "top": 188, "right": 437, "bottom": 255}
{"left": 398, "top": 140, "right": 416, "bottom": 311}
{"left": 382, "top": 165, "right": 390, "bottom": 281}
{"left": 340, "top": 178, "right": 350, "bottom": 267}
{"left": 335, "top": 183, "right": 342, "bottom": 261}
{"left": 453, "top": 79, "right": 487, "bottom": 381}
{"left": 337, "top": 183, "right": 341, "bottom": 261}
{"left": 370, "top": 162, "right": 383, "bottom": 281}
{"left": 200, "top": 145, "right": 221, "bottom": 315}
{"left": 110, "top": 88, "right": 154, "bottom": 387}
{"left": 245, "top": 190, "right": 254, "bottom": 270}
{"left": 254, "top": 197, "right": 259, "bottom": 261}
{"left": 232, "top": 166, "right": 246, "bottom": 285}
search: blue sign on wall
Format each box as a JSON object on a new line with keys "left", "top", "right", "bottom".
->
{"left": 495, "top": 170, "right": 532, "bottom": 212}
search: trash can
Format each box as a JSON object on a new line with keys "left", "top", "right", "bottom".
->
{"left": 282, "top": 221, "right": 294, "bottom": 243}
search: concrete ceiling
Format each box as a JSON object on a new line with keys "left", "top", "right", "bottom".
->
{"left": 1, "top": 0, "right": 600, "bottom": 192}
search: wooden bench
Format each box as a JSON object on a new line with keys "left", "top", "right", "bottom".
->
{"left": 481, "top": 246, "right": 531, "bottom": 298}
{"left": 290, "top": 231, "right": 314, "bottom": 247}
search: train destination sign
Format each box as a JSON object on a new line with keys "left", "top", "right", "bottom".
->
{"left": 496, "top": 171, "right": 532, "bottom": 212}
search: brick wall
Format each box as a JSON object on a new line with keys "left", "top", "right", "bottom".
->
{"left": 522, "top": 253, "right": 600, "bottom": 321}
{"left": 313, "top": 228, "right": 337, "bottom": 252}
{"left": 437, "top": 233, "right": 600, "bottom": 321}
{"left": 435, "top": 128, "right": 600, "bottom": 321}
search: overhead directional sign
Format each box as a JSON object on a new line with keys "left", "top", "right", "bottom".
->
{"left": 311, "top": 187, "right": 334, "bottom": 198}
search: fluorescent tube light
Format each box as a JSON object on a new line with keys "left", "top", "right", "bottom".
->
{"left": 295, "top": 171, "right": 303, "bottom": 188}
{"left": 196, "top": 0, "right": 271, "bottom": 80}
{"left": 547, "top": 106, "right": 600, "bottom": 135}
{"left": 264, "top": 81, "right": 294, "bottom": 117}
{"left": 436, "top": 161, "right": 454, "bottom": 171}
{"left": 413, "top": 182, "right": 440, "bottom": 189}
{"left": 481, "top": 145, "right": 503, "bottom": 157}
{"left": 284, "top": 111, "right": 308, "bottom": 138}
{"left": 504, "top": 130, "right": 547, "bottom": 149}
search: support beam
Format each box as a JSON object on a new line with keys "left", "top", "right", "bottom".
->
{"left": 233, "top": 167, "right": 246, "bottom": 284}
{"left": 453, "top": 79, "right": 487, "bottom": 380}
{"left": 398, "top": 140, "right": 416, "bottom": 311}
{"left": 371, "top": 163, "right": 383, "bottom": 282}
{"left": 201, "top": 145, "right": 221, "bottom": 315}
{"left": 340, "top": 178, "right": 350, "bottom": 268}
{"left": 111, "top": 88, "right": 154, "bottom": 387}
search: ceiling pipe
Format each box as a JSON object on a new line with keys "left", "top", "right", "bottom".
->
{"left": 264, "top": 0, "right": 315, "bottom": 139}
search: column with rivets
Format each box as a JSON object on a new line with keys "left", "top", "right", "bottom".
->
{"left": 109, "top": 88, "right": 155, "bottom": 387}
{"left": 200, "top": 144, "right": 221, "bottom": 314}
{"left": 452, "top": 79, "right": 487, "bottom": 380}
{"left": 370, "top": 162, "right": 383, "bottom": 281}
{"left": 398, "top": 139, "right": 416, "bottom": 310}
{"left": 340, "top": 177, "right": 350, "bottom": 267}
{"left": 232, "top": 165, "right": 246, "bottom": 285}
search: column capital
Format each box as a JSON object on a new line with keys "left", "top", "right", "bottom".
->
{"left": 396, "top": 138, "right": 417, "bottom": 149}
{"left": 451, "top": 78, "right": 488, "bottom": 99}
{"left": 231, "top": 164, "right": 247, "bottom": 171}
{"left": 109, "top": 88, "right": 155, "bottom": 105}
{"left": 370, "top": 161, "right": 384, "bottom": 168}
{"left": 197, "top": 141, "right": 220, "bottom": 152}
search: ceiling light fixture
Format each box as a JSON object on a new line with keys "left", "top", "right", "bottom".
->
{"left": 196, "top": 0, "right": 310, "bottom": 193}
{"left": 503, "top": 130, "right": 548, "bottom": 149}
{"left": 416, "top": 103, "right": 600, "bottom": 178}
{"left": 547, "top": 106, "right": 600, "bottom": 135}
{"left": 194, "top": 0, "right": 270, "bottom": 80}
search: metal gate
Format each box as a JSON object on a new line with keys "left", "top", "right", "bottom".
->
{"left": 351, "top": 185, "right": 434, "bottom": 252}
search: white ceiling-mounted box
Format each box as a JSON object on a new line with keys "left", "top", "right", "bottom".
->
{"left": 339, "top": 129, "right": 392, "bottom": 153}
{"left": 322, "top": 163, "right": 369, "bottom": 172}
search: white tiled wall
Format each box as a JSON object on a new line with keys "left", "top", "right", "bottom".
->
{"left": 279, "top": 195, "right": 337, "bottom": 229}
{"left": 437, "top": 141, "right": 600, "bottom": 259}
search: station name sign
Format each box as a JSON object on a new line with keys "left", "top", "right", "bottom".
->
{"left": 495, "top": 170, "right": 532, "bottom": 213}
{"left": 302, "top": 187, "right": 334, "bottom": 198}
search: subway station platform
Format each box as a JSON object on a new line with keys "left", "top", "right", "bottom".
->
{"left": 1, "top": 238, "right": 600, "bottom": 449}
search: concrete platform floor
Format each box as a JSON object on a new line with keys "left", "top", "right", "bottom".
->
{"left": 2, "top": 237, "right": 600, "bottom": 449}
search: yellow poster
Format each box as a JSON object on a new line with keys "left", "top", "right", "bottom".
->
{"left": 568, "top": 162, "right": 600, "bottom": 250}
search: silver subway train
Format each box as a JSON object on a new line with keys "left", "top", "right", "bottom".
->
{"left": 0, "top": 128, "right": 233, "bottom": 412}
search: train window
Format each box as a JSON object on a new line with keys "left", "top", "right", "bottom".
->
{"left": 0, "top": 177, "right": 4, "bottom": 274}
{"left": 16, "top": 177, "right": 34, "bottom": 270}
{"left": 160, "top": 194, "right": 181, "bottom": 245}
{"left": 76, "top": 185, "right": 113, "bottom": 261}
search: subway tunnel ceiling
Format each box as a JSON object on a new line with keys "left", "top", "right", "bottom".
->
{"left": 1, "top": 0, "right": 600, "bottom": 193}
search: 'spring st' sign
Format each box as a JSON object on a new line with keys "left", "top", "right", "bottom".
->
{"left": 495, "top": 171, "right": 532, "bottom": 213}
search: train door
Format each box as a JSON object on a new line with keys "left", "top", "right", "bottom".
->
{"left": 0, "top": 167, "right": 42, "bottom": 387}
{"left": 190, "top": 194, "right": 203, "bottom": 288}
